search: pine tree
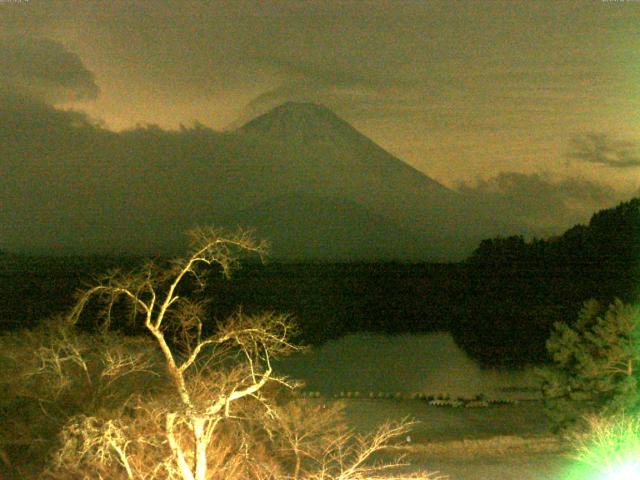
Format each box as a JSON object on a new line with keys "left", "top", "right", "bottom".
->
{"left": 539, "top": 299, "right": 640, "bottom": 429}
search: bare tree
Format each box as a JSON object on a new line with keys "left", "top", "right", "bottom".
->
{"left": 0, "top": 314, "right": 168, "bottom": 478}
{"left": 265, "top": 400, "right": 447, "bottom": 480}
{"left": 65, "top": 227, "right": 303, "bottom": 480}
{"left": 7, "top": 227, "right": 448, "bottom": 480}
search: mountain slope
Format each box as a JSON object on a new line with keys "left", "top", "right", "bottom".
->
{"left": 239, "top": 101, "right": 450, "bottom": 194}
{"left": 1, "top": 97, "right": 516, "bottom": 259}
{"left": 234, "top": 102, "right": 510, "bottom": 258}
{"left": 225, "top": 191, "right": 427, "bottom": 260}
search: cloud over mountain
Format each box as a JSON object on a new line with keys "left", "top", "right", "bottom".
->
{"left": 0, "top": 36, "right": 99, "bottom": 103}
{"left": 457, "top": 172, "right": 628, "bottom": 235}
{"left": 0, "top": 97, "right": 504, "bottom": 259}
{"left": 568, "top": 133, "right": 640, "bottom": 169}
{"left": 1, "top": 87, "right": 634, "bottom": 259}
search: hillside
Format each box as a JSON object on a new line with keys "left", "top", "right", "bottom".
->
{"left": 2, "top": 97, "right": 515, "bottom": 259}
{"left": 233, "top": 102, "right": 520, "bottom": 259}
{"left": 225, "top": 191, "right": 426, "bottom": 260}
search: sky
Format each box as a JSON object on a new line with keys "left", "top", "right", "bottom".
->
{"left": 1, "top": 0, "right": 640, "bottom": 254}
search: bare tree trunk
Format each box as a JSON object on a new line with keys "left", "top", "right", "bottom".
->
{"left": 166, "top": 413, "right": 196, "bottom": 480}
{"left": 293, "top": 452, "right": 301, "bottom": 480}
{"left": 192, "top": 417, "right": 208, "bottom": 480}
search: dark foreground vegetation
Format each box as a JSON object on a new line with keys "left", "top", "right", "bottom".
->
{"left": 458, "top": 197, "right": 639, "bottom": 366}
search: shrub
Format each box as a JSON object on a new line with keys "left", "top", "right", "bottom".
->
{"left": 0, "top": 319, "right": 168, "bottom": 478}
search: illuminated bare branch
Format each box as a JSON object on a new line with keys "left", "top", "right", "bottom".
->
{"left": 11, "top": 227, "right": 445, "bottom": 480}
{"left": 63, "top": 228, "right": 300, "bottom": 480}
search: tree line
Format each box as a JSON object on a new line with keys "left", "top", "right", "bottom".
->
{"left": 452, "top": 197, "right": 640, "bottom": 366}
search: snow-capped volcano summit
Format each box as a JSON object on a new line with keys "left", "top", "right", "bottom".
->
{"left": 240, "top": 102, "right": 368, "bottom": 145}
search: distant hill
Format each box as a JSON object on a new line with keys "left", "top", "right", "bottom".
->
{"left": 468, "top": 197, "right": 640, "bottom": 272}
{"left": 225, "top": 191, "right": 426, "bottom": 260}
{"left": 1, "top": 97, "right": 517, "bottom": 259}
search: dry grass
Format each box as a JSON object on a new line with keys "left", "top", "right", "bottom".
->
{"left": 391, "top": 434, "right": 566, "bottom": 460}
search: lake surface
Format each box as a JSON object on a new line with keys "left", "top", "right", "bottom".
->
{"left": 275, "top": 332, "right": 539, "bottom": 399}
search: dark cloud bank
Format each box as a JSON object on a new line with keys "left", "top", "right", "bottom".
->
{"left": 0, "top": 36, "right": 99, "bottom": 102}
{"left": 457, "top": 172, "right": 633, "bottom": 237}
{"left": 568, "top": 133, "right": 640, "bottom": 169}
{"left": 1, "top": 36, "right": 635, "bottom": 260}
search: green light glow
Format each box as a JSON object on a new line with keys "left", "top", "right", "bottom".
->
{"left": 562, "top": 457, "right": 640, "bottom": 480}
{"left": 562, "top": 415, "right": 640, "bottom": 480}
{"left": 601, "top": 461, "right": 640, "bottom": 480}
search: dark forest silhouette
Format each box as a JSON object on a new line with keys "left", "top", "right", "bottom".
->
{"left": 1, "top": 198, "right": 638, "bottom": 368}
{"left": 454, "top": 197, "right": 640, "bottom": 366}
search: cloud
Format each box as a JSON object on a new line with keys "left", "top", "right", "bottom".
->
{"left": 568, "top": 133, "right": 640, "bottom": 169}
{"left": 232, "top": 65, "right": 453, "bottom": 129}
{"left": 0, "top": 89, "right": 98, "bottom": 130}
{"left": 232, "top": 79, "right": 384, "bottom": 128}
{"left": 457, "top": 172, "right": 629, "bottom": 235}
{"left": 0, "top": 35, "right": 99, "bottom": 103}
